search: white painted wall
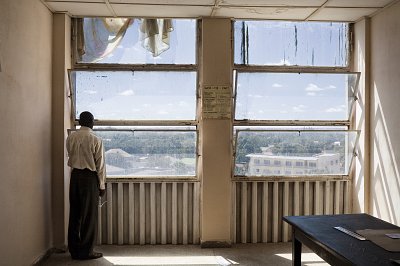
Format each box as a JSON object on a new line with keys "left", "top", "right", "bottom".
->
{"left": 0, "top": 0, "right": 53, "bottom": 265}
{"left": 369, "top": 2, "right": 400, "bottom": 225}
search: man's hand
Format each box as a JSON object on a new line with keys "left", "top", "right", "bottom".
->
{"left": 99, "top": 189, "right": 106, "bottom": 198}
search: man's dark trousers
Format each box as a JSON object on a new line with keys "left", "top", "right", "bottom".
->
{"left": 68, "top": 168, "right": 99, "bottom": 258}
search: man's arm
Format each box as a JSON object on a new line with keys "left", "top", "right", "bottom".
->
{"left": 94, "top": 138, "right": 106, "bottom": 192}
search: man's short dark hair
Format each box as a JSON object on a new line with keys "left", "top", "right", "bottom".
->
{"left": 79, "top": 111, "right": 94, "bottom": 128}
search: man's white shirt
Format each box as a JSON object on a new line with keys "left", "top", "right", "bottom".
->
{"left": 66, "top": 126, "right": 106, "bottom": 189}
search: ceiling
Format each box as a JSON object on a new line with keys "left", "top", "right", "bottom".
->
{"left": 41, "top": 0, "right": 399, "bottom": 22}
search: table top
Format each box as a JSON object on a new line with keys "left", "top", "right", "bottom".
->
{"left": 283, "top": 214, "right": 400, "bottom": 266}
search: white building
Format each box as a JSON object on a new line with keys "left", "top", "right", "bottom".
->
{"left": 246, "top": 152, "right": 341, "bottom": 176}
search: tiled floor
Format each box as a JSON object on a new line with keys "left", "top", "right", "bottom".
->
{"left": 40, "top": 243, "right": 329, "bottom": 266}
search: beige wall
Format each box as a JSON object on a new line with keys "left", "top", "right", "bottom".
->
{"left": 369, "top": 2, "right": 400, "bottom": 225}
{"left": 200, "top": 18, "right": 233, "bottom": 243}
{"left": 0, "top": 0, "right": 53, "bottom": 265}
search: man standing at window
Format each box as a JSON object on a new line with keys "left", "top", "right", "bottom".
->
{"left": 66, "top": 111, "right": 106, "bottom": 260}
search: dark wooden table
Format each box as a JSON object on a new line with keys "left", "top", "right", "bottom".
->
{"left": 283, "top": 214, "right": 400, "bottom": 266}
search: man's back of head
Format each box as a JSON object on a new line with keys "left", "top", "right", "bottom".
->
{"left": 79, "top": 111, "right": 94, "bottom": 129}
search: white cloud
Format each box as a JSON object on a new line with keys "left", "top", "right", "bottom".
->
{"left": 305, "top": 83, "right": 324, "bottom": 92}
{"left": 84, "top": 90, "right": 97, "bottom": 94}
{"left": 118, "top": 90, "right": 134, "bottom": 96}
{"left": 325, "top": 105, "right": 345, "bottom": 113}
{"left": 249, "top": 94, "right": 263, "bottom": 98}
{"left": 158, "top": 110, "right": 169, "bottom": 115}
{"left": 292, "top": 105, "right": 306, "bottom": 112}
{"left": 305, "top": 83, "right": 337, "bottom": 94}
{"left": 272, "top": 83, "right": 283, "bottom": 88}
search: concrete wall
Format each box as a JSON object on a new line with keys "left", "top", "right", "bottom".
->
{"left": 0, "top": 0, "right": 53, "bottom": 265}
{"left": 369, "top": 2, "right": 400, "bottom": 225}
{"left": 200, "top": 18, "right": 233, "bottom": 244}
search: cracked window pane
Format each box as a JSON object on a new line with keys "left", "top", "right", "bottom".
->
{"left": 234, "top": 21, "right": 349, "bottom": 67}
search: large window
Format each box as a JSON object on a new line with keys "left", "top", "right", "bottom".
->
{"left": 233, "top": 20, "right": 359, "bottom": 178}
{"left": 70, "top": 18, "right": 198, "bottom": 178}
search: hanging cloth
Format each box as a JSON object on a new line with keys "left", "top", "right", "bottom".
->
{"left": 140, "top": 19, "right": 173, "bottom": 57}
{"left": 76, "top": 18, "right": 174, "bottom": 61}
{"left": 77, "top": 18, "right": 132, "bottom": 62}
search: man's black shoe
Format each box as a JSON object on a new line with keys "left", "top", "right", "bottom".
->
{"left": 71, "top": 252, "right": 103, "bottom": 260}
{"left": 83, "top": 252, "right": 103, "bottom": 260}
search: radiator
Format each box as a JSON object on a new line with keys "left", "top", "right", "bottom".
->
{"left": 98, "top": 181, "right": 200, "bottom": 245}
{"left": 231, "top": 180, "right": 351, "bottom": 243}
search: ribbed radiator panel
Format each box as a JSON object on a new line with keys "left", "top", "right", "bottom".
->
{"left": 232, "top": 180, "right": 351, "bottom": 243}
{"left": 98, "top": 181, "right": 200, "bottom": 245}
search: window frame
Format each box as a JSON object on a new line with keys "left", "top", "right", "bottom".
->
{"left": 69, "top": 18, "right": 201, "bottom": 181}
{"left": 232, "top": 19, "right": 359, "bottom": 181}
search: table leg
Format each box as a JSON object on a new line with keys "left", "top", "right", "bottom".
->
{"left": 292, "top": 230, "right": 302, "bottom": 266}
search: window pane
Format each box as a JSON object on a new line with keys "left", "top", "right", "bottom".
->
{"left": 235, "top": 72, "right": 359, "bottom": 120}
{"left": 234, "top": 129, "right": 358, "bottom": 176}
{"left": 78, "top": 19, "right": 196, "bottom": 64}
{"left": 234, "top": 21, "right": 349, "bottom": 67}
{"left": 94, "top": 129, "right": 196, "bottom": 176}
{"left": 71, "top": 70, "right": 197, "bottom": 120}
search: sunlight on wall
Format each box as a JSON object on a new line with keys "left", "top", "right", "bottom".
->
{"left": 275, "top": 253, "right": 329, "bottom": 265}
{"left": 372, "top": 82, "right": 400, "bottom": 225}
{"left": 354, "top": 35, "right": 367, "bottom": 214}
{"left": 104, "top": 255, "right": 239, "bottom": 265}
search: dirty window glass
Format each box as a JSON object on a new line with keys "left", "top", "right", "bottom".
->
{"left": 234, "top": 72, "right": 359, "bottom": 120}
{"left": 234, "top": 21, "right": 349, "bottom": 67}
{"left": 70, "top": 70, "right": 197, "bottom": 120}
{"left": 94, "top": 129, "right": 196, "bottom": 176}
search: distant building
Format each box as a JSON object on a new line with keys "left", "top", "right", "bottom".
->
{"left": 245, "top": 147, "right": 341, "bottom": 176}
{"left": 105, "top": 148, "right": 134, "bottom": 169}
